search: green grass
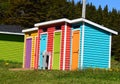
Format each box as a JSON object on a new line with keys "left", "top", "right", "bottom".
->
{"left": 0, "top": 60, "right": 22, "bottom": 70}
{"left": 111, "top": 56, "right": 120, "bottom": 69}
{"left": 0, "top": 60, "right": 120, "bottom": 84}
{"left": 0, "top": 69, "right": 120, "bottom": 84}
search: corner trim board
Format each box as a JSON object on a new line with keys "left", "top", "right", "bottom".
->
{"left": 109, "top": 34, "right": 112, "bottom": 68}
{"left": 63, "top": 22, "right": 67, "bottom": 70}
{"left": 81, "top": 22, "right": 85, "bottom": 69}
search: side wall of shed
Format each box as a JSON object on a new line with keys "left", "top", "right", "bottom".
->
{"left": 83, "top": 23, "right": 110, "bottom": 68}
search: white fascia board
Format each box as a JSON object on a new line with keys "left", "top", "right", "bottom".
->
{"left": 0, "top": 31, "right": 24, "bottom": 35}
{"left": 109, "top": 34, "right": 112, "bottom": 68}
{"left": 34, "top": 18, "right": 71, "bottom": 27}
{"left": 82, "top": 19, "right": 118, "bottom": 35}
{"left": 22, "top": 27, "right": 38, "bottom": 33}
{"left": 81, "top": 22, "right": 85, "bottom": 69}
{"left": 69, "top": 18, "right": 118, "bottom": 35}
{"left": 34, "top": 18, "right": 118, "bottom": 35}
{"left": 69, "top": 18, "right": 83, "bottom": 24}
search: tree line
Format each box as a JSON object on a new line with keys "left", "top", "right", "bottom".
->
{"left": 0, "top": 0, "right": 120, "bottom": 61}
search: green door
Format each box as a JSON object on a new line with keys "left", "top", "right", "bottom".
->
{"left": 52, "top": 31, "right": 61, "bottom": 70}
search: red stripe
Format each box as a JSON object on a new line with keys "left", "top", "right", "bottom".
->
{"left": 34, "top": 37, "right": 38, "bottom": 69}
{"left": 47, "top": 27, "right": 55, "bottom": 70}
{"left": 65, "top": 24, "right": 71, "bottom": 70}
{"left": 60, "top": 24, "right": 65, "bottom": 70}
{"left": 35, "top": 29, "right": 43, "bottom": 69}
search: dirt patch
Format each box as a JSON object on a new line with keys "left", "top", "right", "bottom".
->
{"left": 9, "top": 68, "right": 34, "bottom": 71}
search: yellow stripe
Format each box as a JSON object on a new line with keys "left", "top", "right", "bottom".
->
{"left": 24, "top": 31, "right": 38, "bottom": 69}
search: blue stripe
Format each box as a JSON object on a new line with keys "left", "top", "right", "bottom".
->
{"left": 83, "top": 24, "right": 110, "bottom": 69}
{"left": 39, "top": 34, "right": 47, "bottom": 69}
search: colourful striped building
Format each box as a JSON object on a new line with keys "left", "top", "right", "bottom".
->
{"left": 22, "top": 18, "right": 118, "bottom": 70}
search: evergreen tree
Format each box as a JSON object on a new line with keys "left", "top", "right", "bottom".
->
{"left": 102, "top": 5, "right": 109, "bottom": 27}
{"left": 86, "top": 3, "right": 97, "bottom": 22}
{"left": 96, "top": 5, "right": 102, "bottom": 24}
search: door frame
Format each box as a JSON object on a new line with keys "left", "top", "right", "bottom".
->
{"left": 52, "top": 30, "right": 62, "bottom": 70}
{"left": 38, "top": 32, "right": 48, "bottom": 69}
{"left": 70, "top": 30, "right": 80, "bottom": 70}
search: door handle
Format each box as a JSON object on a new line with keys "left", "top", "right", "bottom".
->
{"left": 73, "top": 51, "right": 78, "bottom": 53}
{"left": 73, "top": 50, "right": 79, "bottom": 53}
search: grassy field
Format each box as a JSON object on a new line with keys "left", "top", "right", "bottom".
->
{"left": 0, "top": 60, "right": 120, "bottom": 84}
{"left": 0, "top": 34, "right": 24, "bottom": 63}
{"left": 0, "top": 60, "right": 22, "bottom": 70}
{"left": 0, "top": 69, "right": 120, "bottom": 84}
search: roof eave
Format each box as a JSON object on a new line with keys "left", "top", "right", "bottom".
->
{"left": 82, "top": 19, "right": 118, "bottom": 35}
{"left": 34, "top": 18, "right": 71, "bottom": 27}
{"left": 0, "top": 31, "right": 24, "bottom": 35}
{"left": 22, "top": 27, "right": 38, "bottom": 33}
{"left": 26, "top": 18, "right": 118, "bottom": 35}
{"left": 69, "top": 18, "right": 118, "bottom": 35}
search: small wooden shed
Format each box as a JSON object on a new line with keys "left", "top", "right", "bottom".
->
{"left": 22, "top": 18, "right": 118, "bottom": 70}
{"left": 22, "top": 28, "right": 38, "bottom": 69}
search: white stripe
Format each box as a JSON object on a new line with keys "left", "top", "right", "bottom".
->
{"left": 22, "top": 35, "right": 26, "bottom": 68}
{"left": 22, "top": 27, "right": 38, "bottom": 33}
{"left": 81, "top": 22, "right": 85, "bottom": 69}
{"left": 0, "top": 31, "right": 24, "bottom": 35}
{"left": 109, "top": 34, "right": 112, "bottom": 68}
{"left": 34, "top": 18, "right": 71, "bottom": 27}
{"left": 70, "top": 30, "right": 73, "bottom": 70}
{"left": 63, "top": 22, "right": 67, "bottom": 70}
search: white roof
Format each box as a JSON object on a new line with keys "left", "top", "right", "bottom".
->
{"left": 23, "top": 18, "right": 118, "bottom": 35}
{"left": 73, "top": 18, "right": 118, "bottom": 35}
{"left": 34, "top": 18, "right": 71, "bottom": 27}
{"left": 0, "top": 31, "right": 24, "bottom": 35}
{"left": 22, "top": 27, "right": 38, "bottom": 33}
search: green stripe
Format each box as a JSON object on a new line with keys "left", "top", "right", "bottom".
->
{"left": 52, "top": 32, "right": 61, "bottom": 70}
